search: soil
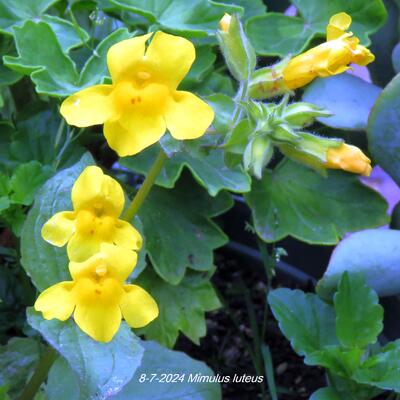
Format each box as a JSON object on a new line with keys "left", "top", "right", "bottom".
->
{"left": 175, "top": 249, "right": 326, "bottom": 400}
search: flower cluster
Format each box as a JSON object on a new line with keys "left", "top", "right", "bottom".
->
{"left": 35, "top": 166, "right": 159, "bottom": 342}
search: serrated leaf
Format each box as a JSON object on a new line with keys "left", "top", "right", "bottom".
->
{"left": 28, "top": 309, "right": 144, "bottom": 400}
{"left": 302, "top": 74, "right": 381, "bottom": 131}
{"left": 368, "top": 73, "right": 400, "bottom": 186}
{"left": 121, "top": 140, "right": 251, "bottom": 197}
{"left": 137, "top": 175, "right": 232, "bottom": 284}
{"left": 317, "top": 229, "right": 400, "bottom": 300}
{"left": 268, "top": 288, "right": 338, "bottom": 361}
{"left": 137, "top": 269, "right": 220, "bottom": 347}
{"left": 109, "top": 0, "right": 242, "bottom": 37}
{"left": 334, "top": 272, "right": 383, "bottom": 348}
{"left": 0, "top": 337, "right": 41, "bottom": 398}
{"left": 245, "top": 159, "right": 388, "bottom": 245}
{"left": 247, "top": 0, "right": 387, "bottom": 56}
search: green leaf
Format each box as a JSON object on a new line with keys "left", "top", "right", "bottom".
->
{"left": 137, "top": 269, "right": 220, "bottom": 347}
{"left": 46, "top": 340, "right": 221, "bottom": 400}
{"left": 109, "top": 0, "right": 242, "bottom": 36}
{"left": 368, "top": 73, "right": 400, "bottom": 186}
{"left": 268, "top": 288, "right": 338, "bottom": 361}
{"left": 245, "top": 159, "right": 388, "bottom": 245}
{"left": 205, "top": 94, "right": 236, "bottom": 135}
{"left": 20, "top": 153, "right": 94, "bottom": 291}
{"left": 28, "top": 309, "right": 144, "bottom": 400}
{"left": 334, "top": 272, "right": 383, "bottom": 348}
{"left": 353, "top": 340, "right": 400, "bottom": 391}
{"left": 137, "top": 175, "right": 232, "bottom": 284}
{"left": 224, "top": 0, "right": 266, "bottom": 19}
{"left": 302, "top": 75, "right": 382, "bottom": 131}
{"left": 317, "top": 229, "right": 400, "bottom": 300}
{"left": 9, "top": 161, "right": 53, "bottom": 206}
{"left": 0, "top": 337, "right": 41, "bottom": 398}
{"left": 0, "top": 0, "right": 58, "bottom": 33}
{"left": 392, "top": 43, "right": 400, "bottom": 74}
{"left": 121, "top": 140, "right": 251, "bottom": 196}
{"left": 310, "top": 388, "right": 341, "bottom": 400}
{"left": 246, "top": 0, "right": 387, "bottom": 56}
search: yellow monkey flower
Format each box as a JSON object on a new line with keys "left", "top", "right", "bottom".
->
{"left": 42, "top": 166, "right": 142, "bottom": 262}
{"left": 60, "top": 31, "right": 214, "bottom": 157}
{"left": 34, "top": 244, "right": 158, "bottom": 342}
{"left": 283, "top": 12, "right": 375, "bottom": 90}
{"left": 326, "top": 143, "right": 372, "bottom": 176}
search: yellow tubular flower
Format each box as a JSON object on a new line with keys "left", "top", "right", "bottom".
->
{"left": 283, "top": 12, "right": 375, "bottom": 90}
{"left": 326, "top": 144, "right": 372, "bottom": 176}
{"left": 42, "top": 166, "right": 142, "bottom": 262}
{"left": 60, "top": 32, "right": 214, "bottom": 156}
{"left": 34, "top": 244, "right": 158, "bottom": 342}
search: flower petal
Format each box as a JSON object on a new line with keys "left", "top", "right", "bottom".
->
{"left": 165, "top": 91, "right": 214, "bottom": 140}
{"left": 114, "top": 220, "right": 142, "bottom": 251}
{"left": 107, "top": 33, "right": 153, "bottom": 83}
{"left": 146, "top": 31, "right": 195, "bottom": 89}
{"left": 60, "top": 85, "right": 114, "bottom": 127}
{"left": 99, "top": 243, "right": 138, "bottom": 281}
{"left": 120, "top": 285, "right": 159, "bottom": 328}
{"left": 103, "top": 114, "right": 166, "bottom": 157}
{"left": 67, "top": 232, "right": 102, "bottom": 262}
{"left": 35, "top": 282, "right": 75, "bottom": 321}
{"left": 327, "top": 12, "right": 352, "bottom": 41}
{"left": 41, "top": 211, "right": 76, "bottom": 247}
{"left": 74, "top": 302, "right": 122, "bottom": 342}
{"left": 72, "top": 166, "right": 124, "bottom": 216}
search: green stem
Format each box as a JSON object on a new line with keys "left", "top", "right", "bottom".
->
{"left": 122, "top": 149, "right": 168, "bottom": 222}
{"left": 18, "top": 347, "right": 57, "bottom": 400}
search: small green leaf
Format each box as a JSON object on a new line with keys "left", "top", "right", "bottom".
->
{"left": 303, "top": 75, "right": 381, "bottom": 131}
{"left": 368, "top": 73, "right": 400, "bottom": 186}
{"left": 245, "top": 159, "right": 388, "bottom": 245}
{"left": 28, "top": 309, "right": 144, "bottom": 400}
{"left": 109, "top": 0, "right": 242, "bottom": 36}
{"left": 334, "top": 272, "right": 383, "bottom": 348}
{"left": 137, "top": 175, "right": 232, "bottom": 284}
{"left": 0, "top": 337, "right": 41, "bottom": 398}
{"left": 247, "top": 0, "right": 387, "bottom": 56}
{"left": 20, "top": 153, "right": 94, "bottom": 291}
{"left": 137, "top": 268, "right": 220, "bottom": 347}
{"left": 310, "top": 388, "right": 341, "bottom": 400}
{"left": 268, "top": 288, "right": 338, "bottom": 361}
{"left": 121, "top": 140, "right": 251, "bottom": 196}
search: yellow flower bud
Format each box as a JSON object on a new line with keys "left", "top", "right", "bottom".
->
{"left": 283, "top": 12, "right": 375, "bottom": 90}
{"left": 326, "top": 143, "right": 372, "bottom": 176}
{"left": 219, "top": 13, "right": 232, "bottom": 32}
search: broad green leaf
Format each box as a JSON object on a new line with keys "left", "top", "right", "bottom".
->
{"left": 317, "top": 229, "right": 400, "bottom": 300}
{"left": 196, "top": 71, "right": 236, "bottom": 97}
{"left": 4, "top": 20, "right": 79, "bottom": 96}
{"left": 392, "top": 43, "right": 400, "bottom": 74}
{"left": 0, "top": 0, "right": 57, "bottom": 33}
{"left": 137, "top": 175, "right": 232, "bottom": 284}
{"left": 28, "top": 309, "right": 144, "bottom": 400}
{"left": 9, "top": 161, "right": 53, "bottom": 205}
{"left": 137, "top": 269, "right": 220, "bottom": 347}
{"left": 353, "top": 340, "right": 400, "bottom": 391}
{"left": 302, "top": 75, "right": 382, "bottom": 130}
{"left": 205, "top": 94, "right": 236, "bottom": 135}
{"left": 368, "top": 73, "right": 400, "bottom": 186}
{"left": 0, "top": 337, "right": 41, "bottom": 398}
{"left": 46, "top": 341, "right": 221, "bottom": 400}
{"left": 246, "top": 0, "right": 387, "bottom": 56}
{"left": 245, "top": 159, "right": 388, "bottom": 245}
{"left": 268, "top": 288, "right": 338, "bottom": 361}
{"left": 121, "top": 140, "right": 251, "bottom": 196}
{"left": 310, "top": 388, "right": 341, "bottom": 400}
{"left": 224, "top": 0, "right": 266, "bottom": 19}
{"left": 334, "top": 272, "right": 383, "bottom": 348}
{"left": 20, "top": 153, "right": 94, "bottom": 291}
{"left": 109, "top": 0, "right": 242, "bottom": 36}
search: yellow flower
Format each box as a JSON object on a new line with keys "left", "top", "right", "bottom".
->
{"left": 42, "top": 166, "right": 142, "bottom": 262}
{"left": 34, "top": 243, "right": 158, "bottom": 342}
{"left": 219, "top": 13, "right": 232, "bottom": 32}
{"left": 60, "top": 32, "right": 214, "bottom": 156}
{"left": 326, "top": 143, "right": 372, "bottom": 176}
{"left": 283, "top": 12, "right": 375, "bottom": 90}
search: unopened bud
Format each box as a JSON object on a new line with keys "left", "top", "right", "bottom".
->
{"left": 219, "top": 13, "right": 232, "bottom": 32}
{"left": 283, "top": 102, "right": 332, "bottom": 127}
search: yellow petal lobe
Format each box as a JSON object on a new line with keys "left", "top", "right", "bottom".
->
{"left": 326, "top": 144, "right": 372, "bottom": 176}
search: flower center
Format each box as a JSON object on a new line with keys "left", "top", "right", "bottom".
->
{"left": 76, "top": 209, "right": 115, "bottom": 240}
